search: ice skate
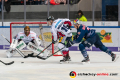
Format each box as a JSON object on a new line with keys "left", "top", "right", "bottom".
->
{"left": 111, "top": 53, "right": 119, "bottom": 62}
{"left": 60, "top": 56, "right": 70, "bottom": 64}
{"left": 81, "top": 56, "right": 90, "bottom": 64}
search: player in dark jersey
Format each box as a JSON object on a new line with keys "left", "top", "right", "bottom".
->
{"left": 66, "top": 19, "right": 118, "bottom": 63}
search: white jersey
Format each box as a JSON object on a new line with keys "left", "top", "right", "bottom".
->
{"left": 15, "top": 31, "right": 38, "bottom": 43}
{"left": 51, "top": 18, "right": 72, "bottom": 41}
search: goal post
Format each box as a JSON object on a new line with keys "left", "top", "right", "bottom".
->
{"left": 10, "top": 22, "right": 62, "bottom": 56}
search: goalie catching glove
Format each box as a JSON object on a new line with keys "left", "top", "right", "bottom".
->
{"left": 73, "top": 35, "right": 78, "bottom": 40}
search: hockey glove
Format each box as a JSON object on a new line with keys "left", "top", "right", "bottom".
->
{"left": 52, "top": 39, "right": 57, "bottom": 44}
{"left": 73, "top": 35, "right": 78, "bottom": 40}
{"left": 18, "top": 39, "right": 22, "bottom": 42}
{"left": 66, "top": 40, "right": 74, "bottom": 48}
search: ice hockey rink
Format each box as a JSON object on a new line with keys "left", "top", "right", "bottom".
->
{"left": 0, "top": 50, "right": 119, "bottom": 80}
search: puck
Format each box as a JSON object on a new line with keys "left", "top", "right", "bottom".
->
{"left": 21, "top": 62, "right": 24, "bottom": 63}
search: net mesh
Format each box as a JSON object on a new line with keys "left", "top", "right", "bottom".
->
{"left": 10, "top": 22, "right": 62, "bottom": 56}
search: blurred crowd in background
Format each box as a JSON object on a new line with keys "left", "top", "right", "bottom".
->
{"left": 0, "top": 0, "right": 80, "bottom": 12}
{"left": 0, "top": 0, "right": 80, "bottom": 5}
{"left": 0, "top": 0, "right": 118, "bottom": 21}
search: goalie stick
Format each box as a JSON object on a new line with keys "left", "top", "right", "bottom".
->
{"left": 1, "top": 34, "right": 25, "bottom": 58}
{"left": 0, "top": 60, "right": 14, "bottom": 65}
{"left": 39, "top": 24, "right": 46, "bottom": 48}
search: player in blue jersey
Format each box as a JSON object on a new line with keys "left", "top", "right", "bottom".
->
{"left": 66, "top": 19, "right": 118, "bottom": 63}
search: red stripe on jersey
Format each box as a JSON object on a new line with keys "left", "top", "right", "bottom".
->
{"left": 30, "top": 33, "right": 35, "bottom": 34}
{"left": 57, "top": 32, "right": 65, "bottom": 38}
{"left": 20, "top": 33, "right": 24, "bottom": 34}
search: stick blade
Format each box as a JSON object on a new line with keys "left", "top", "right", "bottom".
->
{"left": 5, "top": 61, "right": 14, "bottom": 65}
{"left": 37, "top": 56, "right": 46, "bottom": 60}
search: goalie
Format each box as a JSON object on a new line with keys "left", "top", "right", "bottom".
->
{"left": 6, "top": 26, "right": 50, "bottom": 58}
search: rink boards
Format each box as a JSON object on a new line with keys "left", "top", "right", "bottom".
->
{"left": 0, "top": 25, "right": 120, "bottom": 52}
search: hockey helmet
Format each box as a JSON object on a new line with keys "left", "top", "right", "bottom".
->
{"left": 47, "top": 16, "right": 54, "bottom": 21}
{"left": 73, "top": 19, "right": 80, "bottom": 25}
{"left": 64, "top": 21, "right": 72, "bottom": 29}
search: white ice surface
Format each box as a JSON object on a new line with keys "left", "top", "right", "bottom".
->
{"left": 0, "top": 50, "right": 120, "bottom": 80}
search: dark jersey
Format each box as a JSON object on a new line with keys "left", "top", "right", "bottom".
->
{"left": 74, "top": 24, "right": 95, "bottom": 43}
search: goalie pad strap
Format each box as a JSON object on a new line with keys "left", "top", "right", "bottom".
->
{"left": 10, "top": 39, "right": 18, "bottom": 49}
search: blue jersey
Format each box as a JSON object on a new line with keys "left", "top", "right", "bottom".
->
{"left": 74, "top": 24, "right": 95, "bottom": 43}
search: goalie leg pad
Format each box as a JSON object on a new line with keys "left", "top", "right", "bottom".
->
{"left": 6, "top": 40, "right": 26, "bottom": 58}
{"left": 16, "top": 40, "right": 26, "bottom": 50}
{"left": 6, "top": 48, "right": 17, "bottom": 58}
{"left": 10, "top": 39, "right": 18, "bottom": 49}
{"left": 27, "top": 42, "right": 50, "bottom": 58}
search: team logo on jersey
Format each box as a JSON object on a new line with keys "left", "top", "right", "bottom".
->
{"left": 69, "top": 71, "right": 77, "bottom": 78}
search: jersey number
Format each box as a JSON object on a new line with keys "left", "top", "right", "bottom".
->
{"left": 61, "top": 25, "right": 68, "bottom": 32}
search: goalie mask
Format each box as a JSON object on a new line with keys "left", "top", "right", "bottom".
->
{"left": 24, "top": 26, "right": 30, "bottom": 36}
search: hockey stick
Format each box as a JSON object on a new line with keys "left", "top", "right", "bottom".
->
{"left": 0, "top": 60, "right": 14, "bottom": 65}
{"left": 37, "top": 43, "right": 52, "bottom": 56}
{"left": 1, "top": 34, "right": 25, "bottom": 58}
{"left": 37, "top": 37, "right": 72, "bottom": 60}
{"left": 39, "top": 24, "right": 47, "bottom": 48}
{"left": 37, "top": 46, "right": 66, "bottom": 60}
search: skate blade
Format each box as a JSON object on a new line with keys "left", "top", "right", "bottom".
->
{"left": 113, "top": 56, "right": 119, "bottom": 62}
{"left": 82, "top": 61, "right": 90, "bottom": 64}
{"left": 60, "top": 61, "right": 69, "bottom": 64}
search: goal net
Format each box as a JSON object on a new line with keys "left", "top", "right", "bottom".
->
{"left": 10, "top": 22, "right": 62, "bottom": 56}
